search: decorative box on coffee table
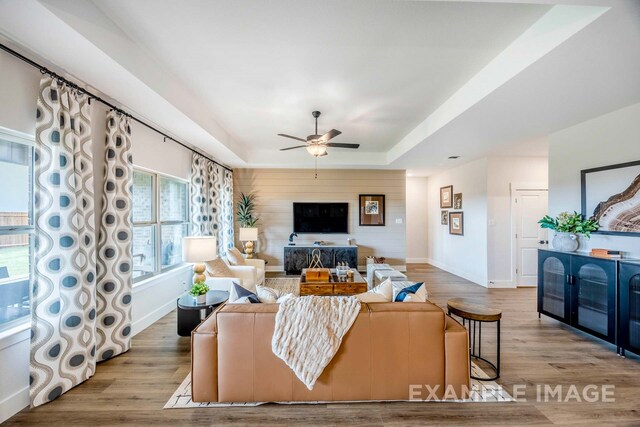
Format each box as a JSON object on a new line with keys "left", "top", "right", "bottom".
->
{"left": 299, "top": 268, "right": 367, "bottom": 296}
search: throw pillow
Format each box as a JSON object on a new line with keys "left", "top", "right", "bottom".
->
{"left": 226, "top": 247, "right": 245, "bottom": 266}
{"left": 394, "top": 282, "right": 427, "bottom": 302}
{"left": 354, "top": 278, "right": 393, "bottom": 303}
{"left": 205, "top": 258, "right": 233, "bottom": 278}
{"left": 256, "top": 285, "right": 297, "bottom": 304}
{"left": 229, "top": 282, "right": 260, "bottom": 303}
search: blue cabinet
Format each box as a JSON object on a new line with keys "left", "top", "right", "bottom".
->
{"left": 620, "top": 261, "right": 640, "bottom": 357}
{"left": 538, "top": 249, "right": 617, "bottom": 346}
{"left": 284, "top": 246, "right": 358, "bottom": 275}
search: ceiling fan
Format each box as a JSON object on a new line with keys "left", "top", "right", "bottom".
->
{"left": 278, "top": 111, "right": 360, "bottom": 157}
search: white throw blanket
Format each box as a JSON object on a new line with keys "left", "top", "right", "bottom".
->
{"left": 272, "top": 296, "right": 361, "bottom": 390}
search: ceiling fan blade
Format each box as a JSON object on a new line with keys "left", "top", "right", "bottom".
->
{"left": 278, "top": 133, "right": 307, "bottom": 142}
{"left": 279, "top": 145, "right": 308, "bottom": 151}
{"left": 319, "top": 129, "right": 341, "bottom": 142}
{"left": 326, "top": 143, "right": 360, "bottom": 149}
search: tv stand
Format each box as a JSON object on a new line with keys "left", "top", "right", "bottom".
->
{"left": 284, "top": 244, "right": 358, "bottom": 275}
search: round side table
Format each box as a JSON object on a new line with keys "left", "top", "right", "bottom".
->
{"left": 177, "top": 290, "right": 228, "bottom": 336}
{"left": 447, "top": 298, "right": 502, "bottom": 380}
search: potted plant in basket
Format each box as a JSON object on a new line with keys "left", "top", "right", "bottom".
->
{"left": 189, "top": 281, "right": 210, "bottom": 304}
{"left": 538, "top": 211, "right": 599, "bottom": 252}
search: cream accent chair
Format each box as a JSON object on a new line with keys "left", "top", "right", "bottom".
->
{"left": 205, "top": 254, "right": 265, "bottom": 294}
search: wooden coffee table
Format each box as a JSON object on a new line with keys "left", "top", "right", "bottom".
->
{"left": 300, "top": 268, "right": 367, "bottom": 296}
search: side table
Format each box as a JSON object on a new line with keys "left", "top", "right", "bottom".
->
{"left": 177, "top": 290, "right": 228, "bottom": 336}
{"left": 447, "top": 297, "right": 502, "bottom": 380}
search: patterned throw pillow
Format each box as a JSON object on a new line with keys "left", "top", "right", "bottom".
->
{"left": 226, "top": 247, "right": 245, "bottom": 266}
{"left": 394, "top": 282, "right": 427, "bottom": 302}
{"left": 354, "top": 278, "right": 393, "bottom": 303}
{"left": 205, "top": 258, "right": 233, "bottom": 278}
{"left": 229, "top": 282, "right": 260, "bottom": 303}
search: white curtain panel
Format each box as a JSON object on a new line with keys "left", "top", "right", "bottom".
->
{"left": 95, "top": 111, "right": 133, "bottom": 362}
{"left": 189, "top": 153, "right": 234, "bottom": 255}
{"left": 31, "top": 77, "right": 97, "bottom": 407}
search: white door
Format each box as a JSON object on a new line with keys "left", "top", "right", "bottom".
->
{"left": 514, "top": 190, "right": 548, "bottom": 287}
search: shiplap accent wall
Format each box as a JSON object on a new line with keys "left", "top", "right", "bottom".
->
{"left": 233, "top": 169, "right": 407, "bottom": 269}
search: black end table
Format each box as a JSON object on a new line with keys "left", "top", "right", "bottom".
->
{"left": 177, "top": 290, "right": 228, "bottom": 336}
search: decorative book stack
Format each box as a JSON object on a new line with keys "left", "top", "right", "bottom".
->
{"left": 590, "top": 248, "right": 622, "bottom": 259}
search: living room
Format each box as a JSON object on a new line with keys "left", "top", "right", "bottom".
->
{"left": 1, "top": 0, "right": 639, "bottom": 425}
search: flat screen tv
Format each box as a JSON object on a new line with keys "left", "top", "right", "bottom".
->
{"left": 293, "top": 202, "right": 348, "bottom": 234}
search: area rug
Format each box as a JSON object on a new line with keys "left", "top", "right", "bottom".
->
{"left": 264, "top": 277, "right": 300, "bottom": 296}
{"left": 164, "top": 362, "right": 514, "bottom": 409}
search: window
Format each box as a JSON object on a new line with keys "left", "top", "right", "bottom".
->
{"left": 0, "top": 134, "right": 34, "bottom": 330}
{"left": 132, "top": 169, "right": 189, "bottom": 282}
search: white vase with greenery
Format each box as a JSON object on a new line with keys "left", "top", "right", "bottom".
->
{"left": 538, "top": 211, "right": 599, "bottom": 252}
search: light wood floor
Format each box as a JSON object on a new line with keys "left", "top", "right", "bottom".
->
{"left": 6, "top": 264, "right": 640, "bottom": 426}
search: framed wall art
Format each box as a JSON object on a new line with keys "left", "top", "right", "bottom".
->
{"left": 449, "top": 211, "right": 464, "bottom": 236}
{"left": 440, "top": 185, "right": 453, "bottom": 208}
{"left": 441, "top": 210, "right": 448, "bottom": 225}
{"left": 359, "top": 194, "right": 385, "bottom": 226}
{"left": 453, "top": 193, "right": 462, "bottom": 209}
{"left": 581, "top": 160, "right": 640, "bottom": 236}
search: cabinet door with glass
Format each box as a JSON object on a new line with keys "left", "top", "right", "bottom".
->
{"left": 538, "top": 250, "right": 571, "bottom": 322}
{"left": 570, "top": 256, "right": 617, "bottom": 344}
{"left": 620, "top": 261, "right": 640, "bottom": 356}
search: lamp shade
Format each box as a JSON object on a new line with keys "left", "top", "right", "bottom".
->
{"left": 182, "top": 236, "right": 217, "bottom": 263}
{"left": 238, "top": 227, "right": 258, "bottom": 241}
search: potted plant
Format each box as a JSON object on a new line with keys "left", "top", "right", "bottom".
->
{"left": 236, "top": 192, "right": 259, "bottom": 227}
{"left": 538, "top": 211, "right": 599, "bottom": 252}
{"left": 188, "top": 281, "right": 209, "bottom": 304}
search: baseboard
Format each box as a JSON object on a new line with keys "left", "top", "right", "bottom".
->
{"left": 425, "top": 258, "right": 487, "bottom": 288}
{"left": 487, "top": 280, "right": 516, "bottom": 289}
{"left": 131, "top": 298, "right": 175, "bottom": 337}
{"left": 406, "top": 258, "right": 429, "bottom": 264}
{"left": 0, "top": 386, "right": 28, "bottom": 424}
{"left": 266, "top": 265, "right": 284, "bottom": 272}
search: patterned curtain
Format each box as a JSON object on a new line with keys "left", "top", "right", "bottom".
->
{"left": 190, "top": 153, "right": 234, "bottom": 255}
{"left": 31, "top": 77, "right": 97, "bottom": 407}
{"left": 96, "top": 111, "right": 133, "bottom": 362}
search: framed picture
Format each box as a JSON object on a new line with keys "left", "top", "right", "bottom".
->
{"left": 581, "top": 160, "right": 640, "bottom": 236}
{"left": 453, "top": 193, "right": 463, "bottom": 209}
{"left": 440, "top": 185, "right": 453, "bottom": 208}
{"left": 441, "top": 210, "right": 448, "bottom": 225}
{"left": 449, "top": 212, "right": 464, "bottom": 236}
{"left": 359, "top": 194, "right": 385, "bottom": 226}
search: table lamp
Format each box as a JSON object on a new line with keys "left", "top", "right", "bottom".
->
{"left": 182, "top": 236, "right": 217, "bottom": 284}
{"left": 238, "top": 227, "right": 258, "bottom": 258}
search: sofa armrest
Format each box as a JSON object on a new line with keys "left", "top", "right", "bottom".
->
{"left": 444, "top": 315, "right": 470, "bottom": 399}
{"left": 243, "top": 258, "right": 265, "bottom": 270}
{"left": 191, "top": 303, "right": 225, "bottom": 402}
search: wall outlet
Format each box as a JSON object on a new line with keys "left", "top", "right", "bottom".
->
{"left": 488, "top": 219, "right": 496, "bottom": 226}
{"left": 395, "top": 218, "right": 403, "bottom": 224}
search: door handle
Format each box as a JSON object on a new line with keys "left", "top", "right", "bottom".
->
{"left": 538, "top": 240, "right": 549, "bottom": 244}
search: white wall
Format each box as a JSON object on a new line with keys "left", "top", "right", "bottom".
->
{"left": 0, "top": 48, "right": 193, "bottom": 423}
{"left": 426, "top": 158, "right": 489, "bottom": 286}
{"left": 487, "top": 156, "right": 548, "bottom": 285}
{"left": 549, "top": 102, "right": 640, "bottom": 257}
{"left": 406, "top": 176, "right": 429, "bottom": 263}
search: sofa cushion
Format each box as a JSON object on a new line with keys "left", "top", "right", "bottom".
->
{"left": 355, "top": 278, "right": 393, "bottom": 303}
{"left": 226, "top": 247, "right": 246, "bottom": 266}
{"left": 205, "top": 258, "right": 234, "bottom": 278}
{"left": 229, "top": 282, "right": 260, "bottom": 303}
{"left": 256, "top": 285, "right": 296, "bottom": 303}
{"left": 394, "top": 282, "right": 427, "bottom": 302}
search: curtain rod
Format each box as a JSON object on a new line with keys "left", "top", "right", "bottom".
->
{"left": 0, "top": 42, "right": 233, "bottom": 173}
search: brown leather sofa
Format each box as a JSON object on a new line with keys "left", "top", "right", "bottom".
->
{"left": 191, "top": 301, "right": 470, "bottom": 403}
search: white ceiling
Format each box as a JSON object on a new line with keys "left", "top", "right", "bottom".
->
{"left": 0, "top": 0, "right": 638, "bottom": 175}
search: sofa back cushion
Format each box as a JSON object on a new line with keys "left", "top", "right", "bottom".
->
{"left": 205, "top": 258, "right": 233, "bottom": 278}
{"left": 226, "top": 247, "right": 245, "bottom": 266}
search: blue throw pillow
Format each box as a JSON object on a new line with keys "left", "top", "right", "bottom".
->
{"left": 394, "top": 282, "right": 425, "bottom": 302}
{"left": 233, "top": 282, "right": 260, "bottom": 303}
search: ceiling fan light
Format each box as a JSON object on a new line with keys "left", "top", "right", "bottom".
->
{"left": 306, "top": 144, "right": 327, "bottom": 157}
